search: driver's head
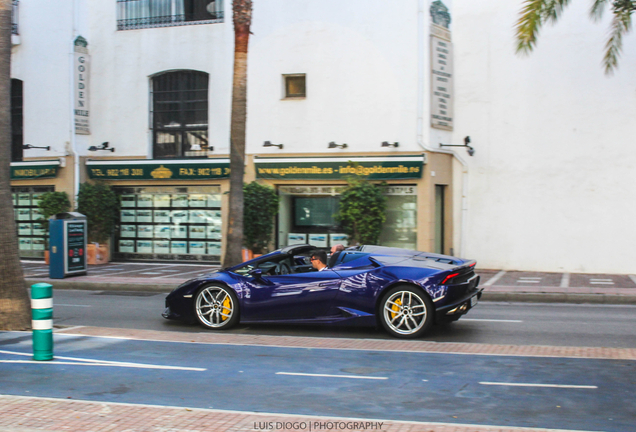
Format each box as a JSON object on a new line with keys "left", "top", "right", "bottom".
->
{"left": 310, "top": 250, "right": 328, "bottom": 270}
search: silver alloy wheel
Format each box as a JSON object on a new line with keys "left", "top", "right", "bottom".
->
{"left": 382, "top": 290, "right": 428, "bottom": 335}
{"left": 195, "top": 286, "right": 234, "bottom": 328}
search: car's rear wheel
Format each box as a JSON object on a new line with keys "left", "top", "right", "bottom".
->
{"left": 379, "top": 285, "right": 433, "bottom": 338}
{"left": 194, "top": 285, "right": 240, "bottom": 330}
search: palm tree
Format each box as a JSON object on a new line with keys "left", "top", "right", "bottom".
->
{"left": 516, "top": 0, "right": 635, "bottom": 74}
{"left": 0, "top": 0, "right": 30, "bottom": 330}
{"left": 223, "top": 0, "right": 253, "bottom": 267}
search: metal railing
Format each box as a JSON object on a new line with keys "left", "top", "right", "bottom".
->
{"left": 117, "top": 0, "right": 224, "bottom": 31}
{"left": 12, "top": 0, "right": 18, "bottom": 35}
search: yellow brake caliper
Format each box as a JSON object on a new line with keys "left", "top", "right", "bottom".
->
{"left": 221, "top": 296, "right": 232, "bottom": 321}
{"left": 391, "top": 298, "right": 402, "bottom": 319}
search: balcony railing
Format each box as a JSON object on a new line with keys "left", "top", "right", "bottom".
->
{"left": 117, "top": 0, "right": 224, "bottom": 31}
{"left": 12, "top": 0, "right": 18, "bottom": 35}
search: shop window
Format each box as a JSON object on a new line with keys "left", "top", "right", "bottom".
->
{"left": 293, "top": 196, "right": 339, "bottom": 228}
{"left": 378, "top": 192, "right": 418, "bottom": 250}
{"left": 12, "top": 186, "right": 54, "bottom": 259}
{"left": 11, "top": 78, "right": 23, "bottom": 162}
{"left": 283, "top": 74, "right": 306, "bottom": 98}
{"left": 113, "top": 186, "right": 222, "bottom": 263}
{"left": 277, "top": 185, "right": 417, "bottom": 251}
{"left": 117, "top": 0, "right": 224, "bottom": 31}
{"left": 151, "top": 70, "right": 209, "bottom": 159}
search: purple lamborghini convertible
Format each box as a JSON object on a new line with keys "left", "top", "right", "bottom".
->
{"left": 163, "top": 244, "right": 482, "bottom": 338}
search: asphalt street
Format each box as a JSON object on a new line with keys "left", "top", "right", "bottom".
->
{"left": 49, "top": 289, "right": 636, "bottom": 348}
{"left": 0, "top": 331, "right": 634, "bottom": 431}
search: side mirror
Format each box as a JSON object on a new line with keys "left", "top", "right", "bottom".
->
{"left": 248, "top": 268, "right": 263, "bottom": 278}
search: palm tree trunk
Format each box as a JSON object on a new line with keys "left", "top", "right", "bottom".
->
{"left": 0, "top": 0, "right": 30, "bottom": 330}
{"left": 223, "top": 0, "right": 252, "bottom": 267}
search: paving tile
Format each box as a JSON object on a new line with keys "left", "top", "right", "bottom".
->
{"left": 570, "top": 273, "right": 636, "bottom": 288}
{"left": 0, "top": 395, "right": 607, "bottom": 432}
{"left": 495, "top": 271, "right": 562, "bottom": 287}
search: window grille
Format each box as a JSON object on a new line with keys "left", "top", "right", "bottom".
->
{"left": 11, "top": 0, "right": 18, "bottom": 35}
{"left": 151, "top": 71, "right": 210, "bottom": 159}
{"left": 117, "top": 0, "right": 224, "bottom": 30}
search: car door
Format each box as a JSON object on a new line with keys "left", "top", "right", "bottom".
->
{"left": 242, "top": 270, "right": 341, "bottom": 322}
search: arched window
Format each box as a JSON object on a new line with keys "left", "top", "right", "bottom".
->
{"left": 11, "top": 78, "right": 23, "bottom": 162}
{"left": 151, "top": 71, "right": 209, "bottom": 159}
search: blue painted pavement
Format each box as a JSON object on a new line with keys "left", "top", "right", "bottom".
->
{"left": 0, "top": 332, "right": 634, "bottom": 431}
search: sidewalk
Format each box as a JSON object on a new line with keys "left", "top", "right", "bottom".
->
{"left": 20, "top": 261, "right": 636, "bottom": 304}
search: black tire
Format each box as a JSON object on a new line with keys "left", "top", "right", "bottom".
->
{"left": 378, "top": 285, "right": 434, "bottom": 338}
{"left": 194, "top": 284, "right": 240, "bottom": 330}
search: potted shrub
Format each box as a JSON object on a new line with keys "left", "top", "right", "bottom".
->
{"left": 243, "top": 181, "right": 279, "bottom": 258}
{"left": 37, "top": 191, "right": 72, "bottom": 264}
{"left": 336, "top": 176, "right": 387, "bottom": 245}
{"left": 76, "top": 182, "right": 120, "bottom": 265}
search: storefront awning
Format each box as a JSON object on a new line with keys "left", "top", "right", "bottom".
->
{"left": 255, "top": 155, "right": 426, "bottom": 180}
{"left": 11, "top": 160, "right": 62, "bottom": 180}
{"left": 86, "top": 159, "right": 230, "bottom": 180}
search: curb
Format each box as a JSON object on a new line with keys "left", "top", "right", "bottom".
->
{"left": 25, "top": 279, "right": 174, "bottom": 293}
{"left": 481, "top": 291, "right": 636, "bottom": 305}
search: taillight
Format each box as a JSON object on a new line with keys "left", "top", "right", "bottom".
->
{"left": 441, "top": 272, "right": 459, "bottom": 285}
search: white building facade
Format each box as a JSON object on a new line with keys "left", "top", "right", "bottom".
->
{"left": 9, "top": 0, "right": 636, "bottom": 273}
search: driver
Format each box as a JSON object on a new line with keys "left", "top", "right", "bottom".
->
{"left": 310, "top": 251, "right": 328, "bottom": 271}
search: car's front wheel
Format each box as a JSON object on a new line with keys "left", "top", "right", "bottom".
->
{"left": 379, "top": 285, "right": 433, "bottom": 338}
{"left": 194, "top": 285, "right": 240, "bottom": 330}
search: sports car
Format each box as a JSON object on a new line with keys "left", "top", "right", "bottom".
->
{"left": 163, "top": 244, "right": 483, "bottom": 338}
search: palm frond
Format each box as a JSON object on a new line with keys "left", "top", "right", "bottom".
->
{"left": 590, "top": 0, "right": 609, "bottom": 21}
{"left": 543, "top": 0, "right": 572, "bottom": 23}
{"left": 602, "top": 2, "right": 634, "bottom": 74}
{"left": 515, "top": 0, "right": 571, "bottom": 53}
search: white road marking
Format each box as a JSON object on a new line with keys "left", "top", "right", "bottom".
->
{"left": 153, "top": 268, "right": 215, "bottom": 278}
{"left": 590, "top": 281, "right": 614, "bottom": 285}
{"left": 25, "top": 273, "right": 49, "bottom": 278}
{"left": 480, "top": 381, "right": 597, "bottom": 389}
{"left": 517, "top": 280, "right": 540, "bottom": 283}
{"left": 140, "top": 272, "right": 162, "bottom": 275}
{"left": 483, "top": 271, "right": 506, "bottom": 286}
{"left": 54, "top": 304, "right": 92, "bottom": 307}
{"left": 590, "top": 279, "right": 613, "bottom": 282}
{"left": 0, "top": 350, "right": 205, "bottom": 371}
{"left": 54, "top": 326, "right": 85, "bottom": 332}
{"left": 0, "top": 360, "right": 206, "bottom": 371}
{"left": 630, "top": 275, "right": 636, "bottom": 286}
{"left": 276, "top": 372, "right": 388, "bottom": 380}
{"left": 461, "top": 319, "right": 523, "bottom": 323}
{"left": 518, "top": 277, "right": 541, "bottom": 279}
{"left": 560, "top": 272, "right": 570, "bottom": 288}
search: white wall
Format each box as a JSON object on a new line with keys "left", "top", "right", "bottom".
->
{"left": 247, "top": 0, "right": 422, "bottom": 155}
{"left": 87, "top": 1, "right": 234, "bottom": 158}
{"left": 11, "top": 0, "right": 74, "bottom": 158}
{"left": 453, "top": 0, "right": 636, "bottom": 273}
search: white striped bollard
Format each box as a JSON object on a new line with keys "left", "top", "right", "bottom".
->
{"left": 31, "top": 283, "right": 53, "bottom": 361}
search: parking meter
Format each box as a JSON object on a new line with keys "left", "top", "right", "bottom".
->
{"left": 49, "top": 212, "right": 88, "bottom": 279}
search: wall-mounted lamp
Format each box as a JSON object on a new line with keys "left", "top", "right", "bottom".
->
{"left": 88, "top": 142, "right": 115, "bottom": 153}
{"left": 381, "top": 141, "right": 399, "bottom": 148}
{"left": 263, "top": 140, "right": 284, "bottom": 149}
{"left": 440, "top": 136, "right": 475, "bottom": 156}
{"left": 328, "top": 141, "right": 348, "bottom": 149}
{"left": 23, "top": 144, "right": 51, "bottom": 151}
